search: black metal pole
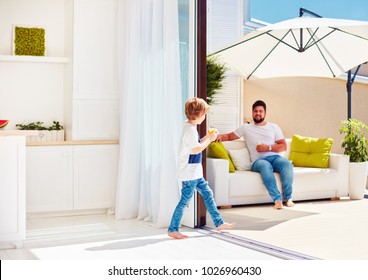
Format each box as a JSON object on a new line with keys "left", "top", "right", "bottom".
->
{"left": 347, "top": 70, "right": 352, "bottom": 119}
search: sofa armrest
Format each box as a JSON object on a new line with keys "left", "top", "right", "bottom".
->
{"left": 329, "top": 153, "right": 349, "bottom": 197}
{"left": 206, "top": 157, "right": 230, "bottom": 206}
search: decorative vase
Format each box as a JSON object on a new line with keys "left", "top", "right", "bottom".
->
{"left": 25, "top": 130, "right": 64, "bottom": 143}
{"left": 349, "top": 161, "right": 368, "bottom": 199}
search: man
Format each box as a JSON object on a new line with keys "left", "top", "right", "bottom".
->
{"left": 217, "top": 100, "right": 294, "bottom": 209}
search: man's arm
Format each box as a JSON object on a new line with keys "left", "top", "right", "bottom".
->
{"left": 256, "top": 138, "right": 287, "bottom": 153}
{"left": 274, "top": 139, "right": 287, "bottom": 152}
{"left": 217, "top": 132, "right": 239, "bottom": 142}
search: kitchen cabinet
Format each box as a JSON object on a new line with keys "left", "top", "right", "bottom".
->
{"left": 26, "top": 143, "right": 119, "bottom": 213}
{"left": 26, "top": 146, "right": 73, "bottom": 212}
{"left": 0, "top": 136, "right": 26, "bottom": 248}
{"left": 65, "top": 0, "right": 119, "bottom": 140}
{"left": 73, "top": 145, "right": 118, "bottom": 210}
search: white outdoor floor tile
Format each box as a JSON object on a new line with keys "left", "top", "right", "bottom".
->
{"left": 28, "top": 232, "right": 278, "bottom": 260}
{"left": 1, "top": 213, "right": 280, "bottom": 260}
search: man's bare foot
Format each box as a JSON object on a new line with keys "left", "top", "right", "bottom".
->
{"left": 274, "top": 201, "right": 283, "bottom": 209}
{"left": 216, "top": 222, "right": 236, "bottom": 231}
{"left": 285, "top": 199, "right": 295, "bottom": 207}
{"left": 168, "top": 232, "right": 188, "bottom": 239}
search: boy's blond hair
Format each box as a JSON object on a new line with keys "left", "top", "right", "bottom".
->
{"left": 185, "top": 97, "right": 209, "bottom": 120}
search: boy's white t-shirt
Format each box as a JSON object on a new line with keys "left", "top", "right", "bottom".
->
{"left": 177, "top": 122, "right": 203, "bottom": 181}
{"left": 234, "top": 122, "right": 284, "bottom": 163}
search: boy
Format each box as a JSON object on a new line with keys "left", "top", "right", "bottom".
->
{"left": 168, "top": 97, "right": 235, "bottom": 239}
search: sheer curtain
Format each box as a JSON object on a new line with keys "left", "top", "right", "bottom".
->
{"left": 115, "top": 0, "right": 183, "bottom": 228}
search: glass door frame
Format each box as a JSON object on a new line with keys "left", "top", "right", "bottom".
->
{"left": 179, "top": 0, "right": 207, "bottom": 228}
{"left": 195, "top": 0, "right": 207, "bottom": 227}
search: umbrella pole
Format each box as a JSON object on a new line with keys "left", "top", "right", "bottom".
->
{"left": 346, "top": 65, "right": 362, "bottom": 119}
{"left": 347, "top": 70, "right": 352, "bottom": 119}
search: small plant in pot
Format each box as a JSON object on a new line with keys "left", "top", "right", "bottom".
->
{"left": 340, "top": 119, "right": 368, "bottom": 162}
{"left": 16, "top": 121, "right": 63, "bottom": 131}
{"left": 16, "top": 121, "right": 64, "bottom": 142}
{"left": 339, "top": 118, "right": 368, "bottom": 199}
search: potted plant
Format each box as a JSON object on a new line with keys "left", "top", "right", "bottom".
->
{"left": 16, "top": 121, "right": 64, "bottom": 143}
{"left": 339, "top": 118, "right": 368, "bottom": 199}
{"left": 206, "top": 56, "right": 227, "bottom": 106}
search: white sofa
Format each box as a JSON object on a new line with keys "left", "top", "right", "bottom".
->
{"left": 206, "top": 139, "right": 349, "bottom": 207}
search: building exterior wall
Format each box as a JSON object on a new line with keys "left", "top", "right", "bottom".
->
{"left": 243, "top": 77, "right": 368, "bottom": 153}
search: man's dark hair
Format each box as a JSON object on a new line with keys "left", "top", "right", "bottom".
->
{"left": 252, "top": 100, "right": 266, "bottom": 112}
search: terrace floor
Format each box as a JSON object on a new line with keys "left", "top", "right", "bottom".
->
{"left": 2, "top": 197, "right": 368, "bottom": 261}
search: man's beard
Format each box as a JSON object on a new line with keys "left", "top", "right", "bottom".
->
{"left": 253, "top": 116, "right": 265, "bottom": 124}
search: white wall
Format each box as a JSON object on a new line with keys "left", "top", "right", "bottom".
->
{"left": 0, "top": 62, "right": 65, "bottom": 128}
{"left": 243, "top": 77, "right": 368, "bottom": 154}
{"left": 0, "top": 0, "right": 66, "bottom": 56}
{"left": 0, "top": 0, "right": 66, "bottom": 129}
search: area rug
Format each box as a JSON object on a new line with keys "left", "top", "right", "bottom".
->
{"left": 207, "top": 198, "right": 368, "bottom": 260}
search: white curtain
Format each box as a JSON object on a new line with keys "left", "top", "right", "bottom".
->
{"left": 115, "top": 0, "right": 183, "bottom": 228}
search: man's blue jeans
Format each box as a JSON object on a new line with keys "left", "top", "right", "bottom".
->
{"left": 251, "top": 155, "right": 294, "bottom": 202}
{"left": 168, "top": 178, "right": 223, "bottom": 232}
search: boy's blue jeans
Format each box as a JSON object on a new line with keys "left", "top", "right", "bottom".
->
{"left": 168, "top": 177, "right": 223, "bottom": 232}
{"left": 251, "top": 155, "right": 294, "bottom": 203}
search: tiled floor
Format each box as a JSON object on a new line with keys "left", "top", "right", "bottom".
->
{"left": 0, "top": 213, "right": 281, "bottom": 260}
{"left": 3, "top": 203, "right": 368, "bottom": 280}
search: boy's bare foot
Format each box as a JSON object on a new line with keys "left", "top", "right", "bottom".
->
{"left": 285, "top": 199, "right": 295, "bottom": 207}
{"left": 216, "top": 222, "right": 236, "bottom": 231}
{"left": 168, "top": 232, "right": 188, "bottom": 239}
{"left": 274, "top": 201, "right": 283, "bottom": 209}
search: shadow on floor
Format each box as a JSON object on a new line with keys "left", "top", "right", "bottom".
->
{"left": 207, "top": 203, "right": 318, "bottom": 231}
{"left": 85, "top": 234, "right": 207, "bottom": 251}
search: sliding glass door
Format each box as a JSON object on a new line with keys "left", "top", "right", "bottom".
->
{"left": 178, "top": 0, "right": 199, "bottom": 228}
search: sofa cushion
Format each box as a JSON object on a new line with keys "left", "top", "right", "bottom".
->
{"left": 228, "top": 168, "right": 339, "bottom": 197}
{"left": 228, "top": 148, "right": 252, "bottom": 171}
{"left": 207, "top": 142, "right": 235, "bottom": 172}
{"left": 289, "top": 135, "right": 333, "bottom": 168}
{"left": 229, "top": 171, "right": 270, "bottom": 197}
{"left": 222, "top": 140, "right": 247, "bottom": 150}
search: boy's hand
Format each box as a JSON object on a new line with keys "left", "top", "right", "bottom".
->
{"left": 208, "top": 131, "right": 218, "bottom": 142}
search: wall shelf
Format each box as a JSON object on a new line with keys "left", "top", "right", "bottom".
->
{"left": 0, "top": 55, "right": 69, "bottom": 64}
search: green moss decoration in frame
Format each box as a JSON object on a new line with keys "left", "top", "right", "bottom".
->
{"left": 13, "top": 26, "right": 46, "bottom": 56}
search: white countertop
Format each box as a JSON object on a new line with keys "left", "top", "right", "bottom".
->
{"left": 0, "top": 130, "right": 119, "bottom": 145}
{"left": 0, "top": 130, "right": 39, "bottom": 136}
{"left": 27, "top": 140, "right": 119, "bottom": 146}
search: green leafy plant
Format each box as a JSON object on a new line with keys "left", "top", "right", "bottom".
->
{"left": 14, "top": 26, "right": 45, "bottom": 56}
{"left": 16, "top": 121, "right": 47, "bottom": 130}
{"left": 339, "top": 118, "right": 368, "bottom": 162}
{"left": 206, "top": 56, "right": 227, "bottom": 105}
{"left": 48, "top": 121, "right": 63, "bottom": 131}
{"left": 16, "top": 121, "right": 63, "bottom": 131}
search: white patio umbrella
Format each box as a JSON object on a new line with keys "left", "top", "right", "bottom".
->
{"left": 212, "top": 16, "right": 368, "bottom": 80}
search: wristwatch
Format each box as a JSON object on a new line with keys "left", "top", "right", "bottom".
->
{"left": 268, "top": 145, "right": 272, "bottom": 151}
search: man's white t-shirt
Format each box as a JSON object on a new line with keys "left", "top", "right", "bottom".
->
{"left": 234, "top": 122, "right": 284, "bottom": 163}
{"left": 177, "top": 122, "right": 203, "bottom": 181}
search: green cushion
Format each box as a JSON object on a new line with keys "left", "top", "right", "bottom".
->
{"left": 207, "top": 142, "right": 235, "bottom": 172}
{"left": 289, "top": 135, "right": 333, "bottom": 168}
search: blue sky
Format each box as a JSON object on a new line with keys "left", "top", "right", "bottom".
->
{"left": 251, "top": 0, "right": 368, "bottom": 23}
